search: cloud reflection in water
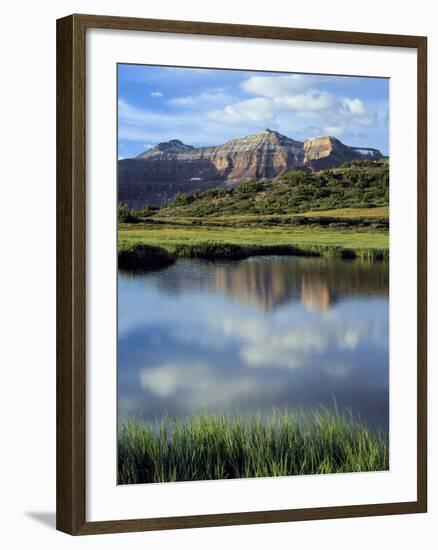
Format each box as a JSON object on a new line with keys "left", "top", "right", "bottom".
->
{"left": 118, "top": 256, "right": 389, "bottom": 429}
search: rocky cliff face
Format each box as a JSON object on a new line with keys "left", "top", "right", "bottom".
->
{"left": 118, "top": 129, "right": 382, "bottom": 208}
{"left": 302, "top": 136, "right": 382, "bottom": 170}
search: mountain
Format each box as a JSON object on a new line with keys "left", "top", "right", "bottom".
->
{"left": 118, "top": 129, "right": 383, "bottom": 208}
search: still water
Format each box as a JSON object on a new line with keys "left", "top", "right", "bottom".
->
{"left": 118, "top": 256, "right": 389, "bottom": 431}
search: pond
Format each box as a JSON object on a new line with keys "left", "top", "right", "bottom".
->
{"left": 118, "top": 255, "right": 389, "bottom": 431}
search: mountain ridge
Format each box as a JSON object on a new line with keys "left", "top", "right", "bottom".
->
{"left": 118, "top": 129, "right": 383, "bottom": 208}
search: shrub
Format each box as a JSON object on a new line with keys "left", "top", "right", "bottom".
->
{"left": 170, "top": 193, "right": 196, "bottom": 207}
{"left": 139, "top": 204, "right": 159, "bottom": 217}
{"left": 118, "top": 203, "right": 139, "bottom": 223}
{"left": 118, "top": 244, "right": 175, "bottom": 271}
{"left": 235, "top": 180, "right": 265, "bottom": 196}
{"left": 281, "top": 170, "right": 312, "bottom": 185}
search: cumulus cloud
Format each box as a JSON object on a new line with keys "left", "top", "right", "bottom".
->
{"left": 209, "top": 97, "right": 277, "bottom": 125}
{"left": 338, "top": 98, "right": 375, "bottom": 126}
{"left": 279, "top": 91, "right": 334, "bottom": 114}
{"left": 209, "top": 92, "right": 337, "bottom": 127}
{"left": 209, "top": 74, "right": 377, "bottom": 136}
{"left": 150, "top": 91, "right": 163, "bottom": 97}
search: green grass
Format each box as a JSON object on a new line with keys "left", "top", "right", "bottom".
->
{"left": 119, "top": 222, "right": 388, "bottom": 251}
{"left": 118, "top": 222, "right": 389, "bottom": 265}
{"left": 118, "top": 409, "right": 389, "bottom": 484}
{"left": 300, "top": 206, "right": 388, "bottom": 218}
{"left": 147, "top": 212, "right": 388, "bottom": 230}
{"left": 154, "top": 206, "right": 389, "bottom": 227}
{"left": 188, "top": 206, "right": 389, "bottom": 221}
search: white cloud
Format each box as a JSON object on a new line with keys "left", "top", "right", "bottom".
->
{"left": 241, "top": 74, "right": 317, "bottom": 97}
{"left": 170, "top": 89, "right": 232, "bottom": 106}
{"left": 139, "top": 362, "right": 262, "bottom": 407}
{"left": 140, "top": 366, "right": 179, "bottom": 397}
{"left": 209, "top": 97, "right": 277, "bottom": 126}
{"left": 338, "top": 98, "right": 375, "bottom": 127}
{"left": 150, "top": 91, "right": 163, "bottom": 97}
{"left": 209, "top": 91, "right": 337, "bottom": 128}
{"left": 341, "top": 98, "right": 366, "bottom": 116}
{"left": 140, "top": 362, "right": 210, "bottom": 397}
{"left": 279, "top": 91, "right": 334, "bottom": 114}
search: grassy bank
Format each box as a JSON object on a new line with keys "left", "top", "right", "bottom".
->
{"left": 118, "top": 244, "right": 175, "bottom": 271}
{"left": 118, "top": 410, "right": 389, "bottom": 484}
{"left": 118, "top": 222, "right": 389, "bottom": 267}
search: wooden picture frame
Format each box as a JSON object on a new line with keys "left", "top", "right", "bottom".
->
{"left": 56, "top": 13, "right": 427, "bottom": 535}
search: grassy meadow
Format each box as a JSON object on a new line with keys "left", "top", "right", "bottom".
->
{"left": 118, "top": 409, "right": 389, "bottom": 484}
{"left": 119, "top": 213, "right": 389, "bottom": 250}
{"left": 118, "top": 209, "right": 389, "bottom": 266}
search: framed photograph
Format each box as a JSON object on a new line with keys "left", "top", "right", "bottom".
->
{"left": 56, "top": 14, "right": 427, "bottom": 535}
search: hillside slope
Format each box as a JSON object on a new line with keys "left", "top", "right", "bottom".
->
{"left": 155, "top": 159, "right": 389, "bottom": 218}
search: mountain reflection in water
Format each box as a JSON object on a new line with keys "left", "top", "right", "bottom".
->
{"left": 144, "top": 256, "right": 388, "bottom": 312}
{"left": 118, "top": 256, "right": 389, "bottom": 430}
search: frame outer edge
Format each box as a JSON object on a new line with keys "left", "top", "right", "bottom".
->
{"left": 56, "top": 14, "right": 74, "bottom": 534}
{"left": 72, "top": 13, "right": 425, "bottom": 48}
{"left": 56, "top": 13, "right": 428, "bottom": 535}
{"left": 416, "top": 36, "right": 427, "bottom": 512}
{"left": 56, "top": 14, "right": 87, "bottom": 535}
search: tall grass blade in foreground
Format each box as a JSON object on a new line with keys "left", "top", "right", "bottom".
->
{"left": 118, "top": 410, "right": 389, "bottom": 484}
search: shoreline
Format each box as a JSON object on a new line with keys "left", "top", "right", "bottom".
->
{"left": 118, "top": 240, "right": 389, "bottom": 272}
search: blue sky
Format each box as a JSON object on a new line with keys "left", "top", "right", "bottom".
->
{"left": 118, "top": 64, "right": 389, "bottom": 159}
